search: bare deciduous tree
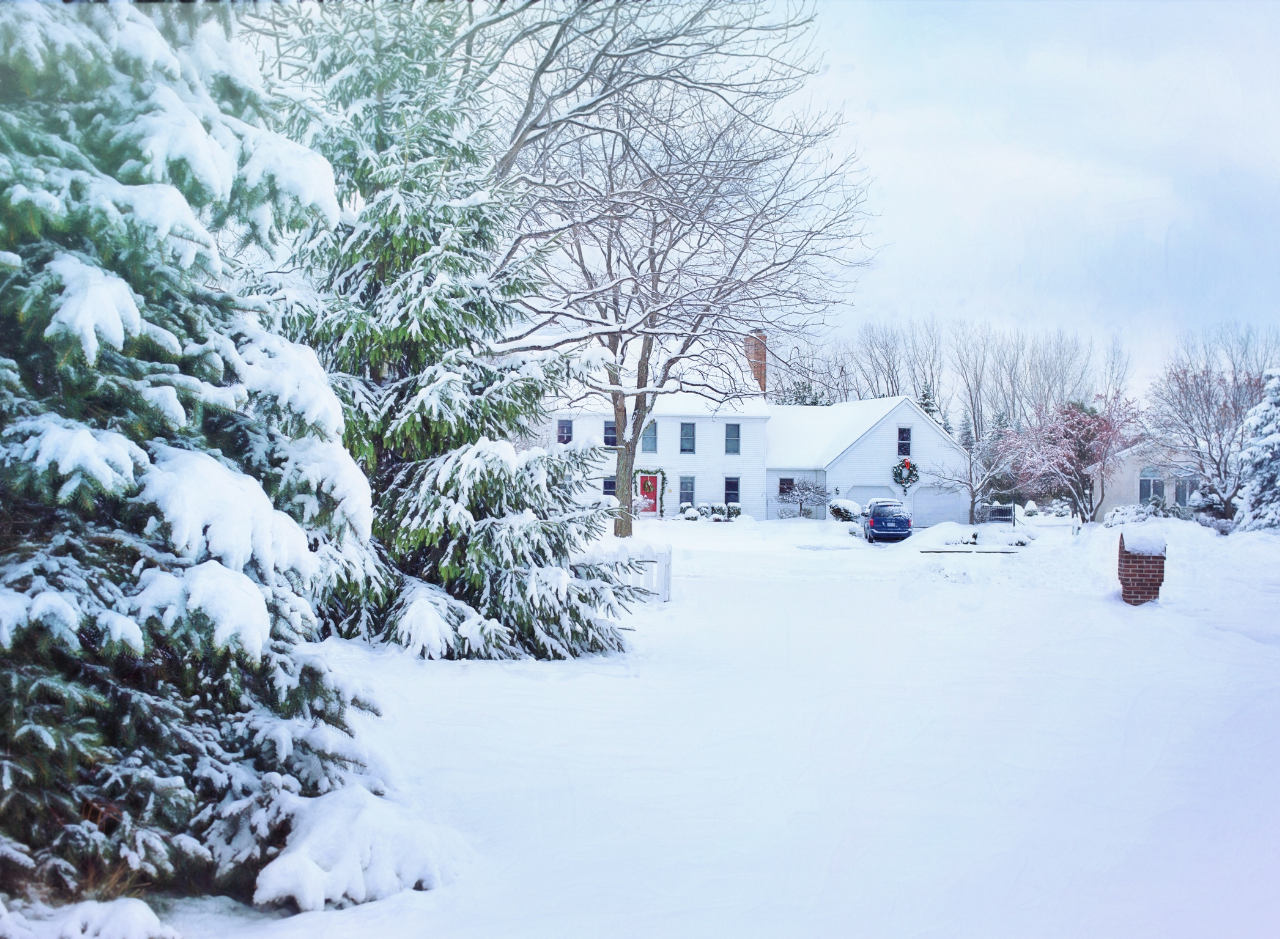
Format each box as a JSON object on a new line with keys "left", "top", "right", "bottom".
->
{"left": 1146, "top": 324, "right": 1278, "bottom": 517}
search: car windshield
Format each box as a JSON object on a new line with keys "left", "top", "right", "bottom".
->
{"left": 871, "top": 504, "right": 908, "bottom": 518}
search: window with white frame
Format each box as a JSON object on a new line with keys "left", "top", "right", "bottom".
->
{"left": 1139, "top": 466, "right": 1164, "bottom": 503}
{"left": 680, "top": 422, "right": 696, "bottom": 454}
{"left": 557, "top": 419, "right": 573, "bottom": 444}
{"left": 641, "top": 421, "right": 657, "bottom": 453}
{"left": 603, "top": 420, "right": 617, "bottom": 447}
{"left": 679, "top": 476, "right": 695, "bottom": 506}
{"left": 725, "top": 423, "right": 740, "bottom": 455}
{"left": 603, "top": 476, "right": 616, "bottom": 497}
{"left": 724, "top": 477, "right": 740, "bottom": 504}
{"left": 897, "top": 427, "right": 912, "bottom": 457}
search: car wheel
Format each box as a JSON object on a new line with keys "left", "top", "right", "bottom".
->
{"left": 866, "top": 531, "right": 874, "bottom": 544}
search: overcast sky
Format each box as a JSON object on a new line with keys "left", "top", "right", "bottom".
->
{"left": 806, "top": 0, "right": 1280, "bottom": 387}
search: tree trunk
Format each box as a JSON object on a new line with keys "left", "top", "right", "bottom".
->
{"left": 614, "top": 439, "right": 636, "bottom": 538}
{"left": 969, "top": 490, "right": 977, "bottom": 525}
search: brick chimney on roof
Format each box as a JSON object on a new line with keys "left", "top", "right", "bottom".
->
{"left": 745, "top": 330, "right": 766, "bottom": 393}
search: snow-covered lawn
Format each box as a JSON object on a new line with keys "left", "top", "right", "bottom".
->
{"left": 168, "top": 518, "right": 1280, "bottom": 939}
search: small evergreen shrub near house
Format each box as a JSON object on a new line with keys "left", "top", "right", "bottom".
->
{"left": 1104, "top": 498, "right": 1192, "bottom": 527}
{"left": 682, "top": 507, "right": 699, "bottom": 521}
{"left": 726, "top": 503, "right": 742, "bottom": 519}
{"left": 828, "top": 500, "right": 861, "bottom": 522}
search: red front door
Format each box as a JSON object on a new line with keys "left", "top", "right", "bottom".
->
{"left": 638, "top": 475, "right": 658, "bottom": 515}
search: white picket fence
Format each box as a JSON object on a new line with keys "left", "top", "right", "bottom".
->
{"left": 579, "top": 540, "right": 672, "bottom": 602}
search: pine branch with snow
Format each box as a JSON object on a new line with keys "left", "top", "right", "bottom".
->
{"left": 1237, "top": 369, "right": 1280, "bottom": 531}
{"left": 0, "top": 4, "right": 375, "bottom": 899}
{"left": 270, "top": 3, "right": 637, "bottom": 660}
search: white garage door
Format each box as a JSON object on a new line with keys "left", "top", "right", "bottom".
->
{"left": 910, "top": 486, "right": 967, "bottom": 527}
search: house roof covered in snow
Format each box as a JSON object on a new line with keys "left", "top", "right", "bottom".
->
{"left": 557, "top": 391, "right": 772, "bottom": 419}
{"left": 765, "top": 397, "right": 909, "bottom": 469}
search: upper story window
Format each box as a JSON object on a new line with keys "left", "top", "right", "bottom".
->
{"left": 641, "top": 421, "right": 657, "bottom": 453}
{"left": 603, "top": 420, "right": 617, "bottom": 447}
{"left": 680, "top": 422, "right": 696, "bottom": 454}
{"left": 725, "top": 423, "right": 741, "bottom": 455}
{"left": 557, "top": 419, "right": 573, "bottom": 444}
{"left": 897, "top": 427, "right": 912, "bottom": 457}
{"left": 1139, "top": 466, "right": 1165, "bottom": 503}
{"left": 778, "top": 477, "right": 794, "bottom": 495}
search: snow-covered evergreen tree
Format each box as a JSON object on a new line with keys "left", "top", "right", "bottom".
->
{"left": 1237, "top": 369, "right": 1280, "bottom": 531}
{"left": 0, "top": 5, "right": 373, "bottom": 897}
{"left": 916, "top": 384, "right": 940, "bottom": 422}
{"left": 275, "top": 4, "right": 635, "bottom": 659}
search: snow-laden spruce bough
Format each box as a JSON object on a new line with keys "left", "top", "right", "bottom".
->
{"left": 0, "top": 3, "right": 634, "bottom": 920}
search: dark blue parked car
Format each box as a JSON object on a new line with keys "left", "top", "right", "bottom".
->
{"left": 861, "top": 500, "right": 912, "bottom": 543}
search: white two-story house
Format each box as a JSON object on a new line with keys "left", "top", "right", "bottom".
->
{"left": 553, "top": 394, "right": 969, "bottom": 526}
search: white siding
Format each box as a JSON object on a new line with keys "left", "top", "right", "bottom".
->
{"left": 824, "top": 400, "right": 968, "bottom": 526}
{"left": 561, "top": 412, "right": 769, "bottom": 520}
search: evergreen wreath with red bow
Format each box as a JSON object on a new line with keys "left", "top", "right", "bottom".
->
{"left": 893, "top": 457, "right": 920, "bottom": 492}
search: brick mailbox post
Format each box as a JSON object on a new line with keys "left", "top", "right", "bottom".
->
{"left": 1118, "top": 529, "right": 1167, "bottom": 605}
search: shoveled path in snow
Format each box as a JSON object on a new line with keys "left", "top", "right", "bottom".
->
{"left": 170, "top": 519, "right": 1280, "bottom": 938}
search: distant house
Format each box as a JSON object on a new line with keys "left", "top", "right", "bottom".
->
{"left": 764, "top": 397, "right": 968, "bottom": 524}
{"left": 553, "top": 393, "right": 771, "bottom": 519}
{"left": 1092, "top": 445, "right": 1201, "bottom": 519}
{"left": 553, "top": 394, "right": 969, "bottom": 525}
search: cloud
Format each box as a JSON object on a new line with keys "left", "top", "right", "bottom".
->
{"left": 805, "top": 0, "right": 1280, "bottom": 383}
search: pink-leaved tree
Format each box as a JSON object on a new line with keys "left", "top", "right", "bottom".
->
{"left": 1006, "top": 395, "right": 1143, "bottom": 521}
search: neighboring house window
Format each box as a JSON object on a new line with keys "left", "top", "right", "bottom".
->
{"left": 1139, "top": 466, "right": 1164, "bottom": 503}
{"left": 1175, "top": 478, "right": 1188, "bottom": 506}
{"left": 603, "top": 476, "right": 616, "bottom": 497}
{"left": 680, "top": 422, "right": 696, "bottom": 454}
{"left": 779, "top": 477, "right": 794, "bottom": 496}
{"left": 724, "top": 477, "right": 740, "bottom": 504}
{"left": 725, "top": 423, "right": 741, "bottom": 455}
{"left": 604, "top": 420, "right": 617, "bottom": 447}
{"left": 557, "top": 419, "right": 573, "bottom": 444}
{"left": 679, "top": 476, "right": 695, "bottom": 506}
{"left": 898, "top": 427, "right": 912, "bottom": 457}
{"left": 641, "top": 421, "right": 657, "bottom": 453}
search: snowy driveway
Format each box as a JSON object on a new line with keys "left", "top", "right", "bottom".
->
{"left": 172, "top": 519, "right": 1280, "bottom": 939}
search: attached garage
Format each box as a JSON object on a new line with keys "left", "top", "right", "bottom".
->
{"left": 909, "top": 485, "right": 967, "bottom": 527}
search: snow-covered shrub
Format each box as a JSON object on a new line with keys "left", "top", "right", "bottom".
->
{"left": 1237, "top": 369, "right": 1280, "bottom": 531}
{"left": 683, "top": 508, "right": 700, "bottom": 521}
{"left": 776, "top": 507, "right": 800, "bottom": 519}
{"left": 726, "top": 503, "right": 742, "bottom": 519}
{"left": 711, "top": 502, "right": 728, "bottom": 516}
{"left": 828, "top": 500, "right": 861, "bottom": 522}
{"left": 280, "top": 3, "right": 637, "bottom": 659}
{"left": 679, "top": 502, "right": 693, "bottom": 515}
{"left": 1023, "top": 501, "right": 1039, "bottom": 516}
{"left": 1104, "top": 498, "right": 1192, "bottom": 527}
{"left": 0, "top": 4, "right": 375, "bottom": 900}
{"left": 696, "top": 503, "right": 713, "bottom": 518}
{"left": 1047, "top": 498, "right": 1072, "bottom": 517}
{"left": 710, "top": 513, "right": 728, "bottom": 522}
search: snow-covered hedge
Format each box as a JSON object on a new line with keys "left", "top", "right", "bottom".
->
{"left": 1104, "top": 500, "right": 1191, "bottom": 527}
{"left": 828, "top": 499, "right": 862, "bottom": 522}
